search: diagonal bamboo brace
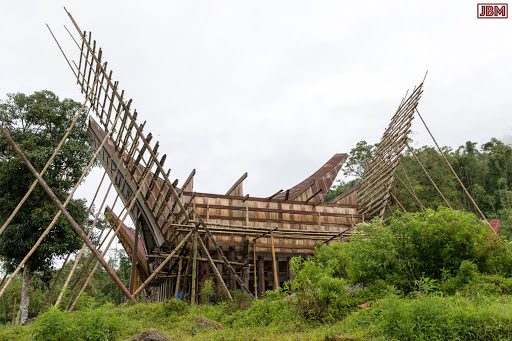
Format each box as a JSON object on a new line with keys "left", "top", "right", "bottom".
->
{"left": 0, "top": 123, "right": 135, "bottom": 302}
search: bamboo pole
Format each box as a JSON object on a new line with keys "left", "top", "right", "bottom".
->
{"left": 0, "top": 130, "right": 112, "bottom": 299}
{"left": 129, "top": 218, "right": 141, "bottom": 294}
{"left": 415, "top": 109, "right": 488, "bottom": 223}
{"left": 389, "top": 191, "right": 407, "bottom": 213}
{"left": 0, "top": 273, "right": 7, "bottom": 290}
{"left": 55, "top": 180, "right": 115, "bottom": 307}
{"left": 406, "top": 143, "right": 453, "bottom": 209}
{"left": 253, "top": 240, "right": 258, "bottom": 299}
{"left": 69, "top": 161, "right": 156, "bottom": 310}
{"left": 63, "top": 195, "right": 117, "bottom": 308}
{"left": 191, "top": 230, "right": 198, "bottom": 304}
{"left": 271, "top": 232, "right": 279, "bottom": 290}
{"left": 0, "top": 123, "right": 134, "bottom": 302}
{"left": 197, "top": 235, "right": 233, "bottom": 302}
{"left": 39, "top": 252, "right": 71, "bottom": 314}
{"left": 396, "top": 172, "right": 425, "bottom": 211}
{"left": 133, "top": 231, "right": 194, "bottom": 298}
{"left": 0, "top": 75, "right": 97, "bottom": 238}
{"left": 399, "top": 160, "right": 424, "bottom": 209}
{"left": 173, "top": 258, "right": 183, "bottom": 299}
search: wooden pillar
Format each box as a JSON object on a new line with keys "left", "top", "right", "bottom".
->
{"left": 257, "top": 256, "right": 265, "bottom": 294}
{"left": 228, "top": 247, "right": 236, "bottom": 290}
{"left": 242, "top": 267, "right": 249, "bottom": 291}
{"left": 271, "top": 232, "right": 279, "bottom": 290}
{"left": 288, "top": 257, "right": 294, "bottom": 282}
{"left": 216, "top": 250, "right": 224, "bottom": 287}
{"left": 253, "top": 241, "right": 258, "bottom": 299}
{"left": 191, "top": 231, "right": 198, "bottom": 304}
{"left": 174, "top": 258, "right": 183, "bottom": 299}
{"left": 197, "top": 236, "right": 233, "bottom": 301}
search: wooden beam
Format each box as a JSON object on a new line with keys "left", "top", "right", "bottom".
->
{"left": 267, "top": 189, "right": 283, "bottom": 200}
{"left": 191, "top": 230, "right": 198, "bottom": 304}
{"left": 225, "top": 172, "right": 247, "bottom": 196}
{"left": 253, "top": 241, "right": 258, "bottom": 299}
{"left": 271, "top": 232, "right": 278, "bottom": 290}
{"left": 197, "top": 236, "right": 233, "bottom": 301}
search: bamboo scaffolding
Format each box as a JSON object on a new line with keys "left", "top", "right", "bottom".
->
{"left": 69, "top": 158, "right": 157, "bottom": 309}
{"left": 415, "top": 109, "right": 489, "bottom": 224}
{"left": 0, "top": 73, "right": 97, "bottom": 238}
{"left": 0, "top": 123, "right": 134, "bottom": 302}
{"left": 0, "top": 129, "right": 113, "bottom": 299}
{"left": 198, "top": 236, "right": 233, "bottom": 301}
{"left": 406, "top": 143, "right": 453, "bottom": 209}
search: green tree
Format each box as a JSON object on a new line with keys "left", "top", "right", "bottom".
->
{"left": 342, "top": 140, "right": 376, "bottom": 178}
{"left": 345, "top": 208, "right": 511, "bottom": 289}
{"left": 0, "top": 91, "right": 95, "bottom": 323}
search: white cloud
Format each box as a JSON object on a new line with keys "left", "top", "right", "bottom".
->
{"left": 1, "top": 0, "right": 510, "bottom": 203}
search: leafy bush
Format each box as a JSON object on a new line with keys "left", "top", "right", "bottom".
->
{"left": 290, "top": 257, "right": 347, "bottom": 319}
{"left": 162, "top": 298, "right": 189, "bottom": 316}
{"left": 345, "top": 208, "right": 512, "bottom": 290}
{"left": 223, "top": 293, "right": 295, "bottom": 327}
{"left": 200, "top": 280, "right": 215, "bottom": 304}
{"left": 32, "top": 307, "right": 74, "bottom": 341}
{"left": 74, "top": 304, "right": 123, "bottom": 341}
{"left": 440, "top": 260, "right": 480, "bottom": 294}
{"left": 344, "top": 295, "right": 512, "bottom": 340}
{"left": 32, "top": 297, "right": 124, "bottom": 341}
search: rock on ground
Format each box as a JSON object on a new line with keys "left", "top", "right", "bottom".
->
{"left": 125, "top": 328, "right": 173, "bottom": 341}
{"left": 194, "top": 316, "right": 222, "bottom": 330}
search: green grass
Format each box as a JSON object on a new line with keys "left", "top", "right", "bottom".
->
{"left": 4, "top": 293, "right": 512, "bottom": 340}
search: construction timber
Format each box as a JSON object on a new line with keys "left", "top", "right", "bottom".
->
{"left": 13, "top": 8, "right": 455, "bottom": 307}
{"left": 90, "top": 116, "right": 360, "bottom": 300}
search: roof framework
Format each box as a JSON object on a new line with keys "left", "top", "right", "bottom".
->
{"left": 0, "top": 8, "right": 494, "bottom": 313}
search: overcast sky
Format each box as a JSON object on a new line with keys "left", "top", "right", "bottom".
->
{"left": 1, "top": 1, "right": 511, "bottom": 211}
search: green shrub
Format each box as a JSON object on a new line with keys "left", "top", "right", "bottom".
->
{"left": 460, "top": 274, "right": 512, "bottom": 296}
{"left": 162, "top": 298, "right": 189, "bottom": 316}
{"left": 345, "top": 208, "right": 512, "bottom": 290}
{"left": 32, "top": 307, "right": 74, "bottom": 341}
{"left": 344, "top": 295, "right": 512, "bottom": 340}
{"left": 290, "top": 257, "right": 347, "bottom": 319}
{"left": 74, "top": 304, "right": 124, "bottom": 341}
{"left": 200, "top": 279, "right": 215, "bottom": 304}
{"left": 223, "top": 293, "right": 295, "bottom": 327}
{"left": 440, "top": 260, "right": 480, "bottom": 294}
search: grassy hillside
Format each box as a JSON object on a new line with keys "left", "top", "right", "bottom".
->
{"left": 3, "top": 208, "right": 512, "bottom": 340}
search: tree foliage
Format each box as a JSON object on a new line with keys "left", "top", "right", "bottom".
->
{"left": 0, "top": 90, "right": 94, "bottom": 273}
{"left": 329, "top": 137, "right": 512, "bottom": 237}
{"left": 346, "top": 209, "right": 512, "bottom": 288}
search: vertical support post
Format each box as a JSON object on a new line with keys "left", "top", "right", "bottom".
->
{"left": 257, "top": 257, "right": 265, "bottom": 294}
{"left": 174, "top": 258, "right": 183, "bottom": 299}
{"left": 228, "top": 247, "right": 236, "bottom": 290}
{"left": 191, "top": 230, "right": 198, "bottom": 304}
{"left": 271, "top": 232, "right": 279, "bottom": 290}
{"left": 253, "top": 240, "right": 258, "bottom": 299}
{"left": 197, "top": 236, "right": 233, "bottom": 301}
{"left": 243, "top": 267, "right": 250, "bottom": 291}
{"left": 129, "top": 218, "right": 141, "bottom": 294}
